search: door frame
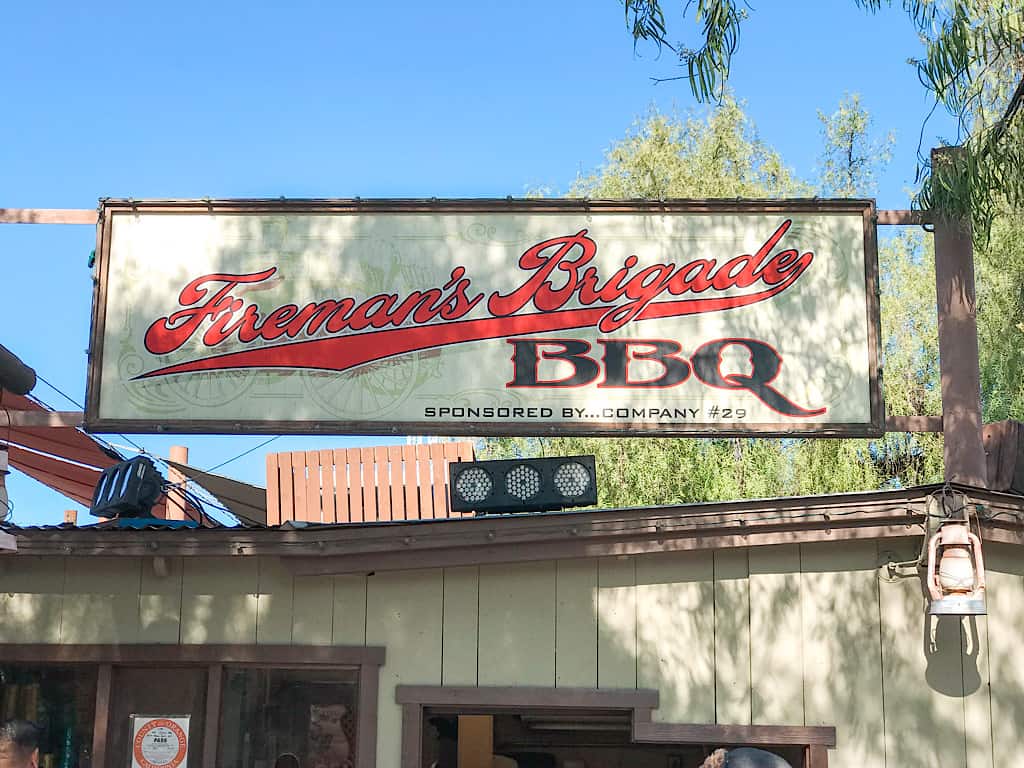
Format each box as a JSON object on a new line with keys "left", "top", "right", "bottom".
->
{"left": 395, "top": 685, "right": 835, "bottom": 768}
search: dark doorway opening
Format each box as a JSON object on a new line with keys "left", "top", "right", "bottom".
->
{"left": 422, "top": 709, "right": 805, "bottom": 768}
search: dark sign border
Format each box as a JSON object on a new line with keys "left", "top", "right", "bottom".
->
{"left": 85, "top": 198, "right": 883, "bottom": 437}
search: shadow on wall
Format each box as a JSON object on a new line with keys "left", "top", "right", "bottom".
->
{"left": 593, "top": 539, "right": 1024, "bottom": 768}
{"left": 925, "top": 614, "right": 982, "bottom": 696}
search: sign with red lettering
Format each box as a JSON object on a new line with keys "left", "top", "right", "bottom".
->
{"left": 85, "top": 199, "right": 882, "bottom": 436}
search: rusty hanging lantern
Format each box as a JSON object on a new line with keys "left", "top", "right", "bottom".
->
{"left": 925, "top": 520, "right": 986, "bottom": 616}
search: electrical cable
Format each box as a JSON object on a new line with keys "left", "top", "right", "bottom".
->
{"left": 201, "top": 435, "right": 281, "bottom": 474}
{"left": 29, "top": 376, "right": 140, "bottom": 460}
{"left": 33, "top": 373, "right": 83, "bottom": 410}
{"left": 161, "top": 482, "right": 207, "bottom": 526}
{"left": 34, "top": 370, "right": 272, "bottom": 525}
{"left": 35, "top": 371, "right": 279, "bottom": 483}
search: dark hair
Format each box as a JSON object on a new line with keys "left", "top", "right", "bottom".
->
{"left": 272, "top": 753, "right": 300, "bottom": 768}
{"left": 0, "top": 720, "right": 40, "bottom": 757}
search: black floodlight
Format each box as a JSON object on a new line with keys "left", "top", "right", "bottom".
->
{"left": 449, "top": 455, "right": 597, "bottom": 515}
{"left": 0, "top": 343, "right": 36, "bottom": 395}
{"left": 90, "top": 456, "right": 165, "bottom": 518}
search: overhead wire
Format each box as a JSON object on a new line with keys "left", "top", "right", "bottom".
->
{"left": 32, "top": 370, "right": 286, "bottom": 524}
{"left": 31, "top": 371, "right": 260, "bottom": 525}
{"left": 201, "top": 435, "right": 281, "bottom": 474}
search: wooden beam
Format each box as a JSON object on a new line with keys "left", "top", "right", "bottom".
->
{"left": 395, "top": 685, "right": 659, "bottom": 711}
{"left": 400, "top": 703, "right": 423, "bottom": 768}
{"left": 984, "top": 420, "right": 1024, "bottom": 493}
{"left": 885, "top": 415, "right": 943, "bottom": 432}
{"left": 0, "top": 410, "right": 84, "bottom": 428}
{"left": 0, "top": 643, "right": 386, "bottom": 666}
{"left": 357, "top": 664, "right": 381, "bottom": 768}
{"left": 202, "top": 664, "right": 223, "bottom": 768}
{"left": 632, "top": 721, "right": 836, "bottom": 747}
{"left": 932, "top": 147, "right": 987, "bottom": 486}
{"left": 0, "top": 208, "right": 96, "bottom": 225}
{"left": 807, "top": 744, "right": 830, "bottom": 768}
{"left": 0, "top": 531, "right": 16, "bottom": 552}
{"left": 2, "top": 485, "right": 947, "bottom": 558}
{"left": 91, "top": 664, "right": 112, "bottom": 768}
{"left": 876, "top": 209, "right": 928, "bottom": 226}
{"left": 285, "top": 522, "right": 921, "bottom": 576}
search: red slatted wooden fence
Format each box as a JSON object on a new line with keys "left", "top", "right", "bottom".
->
{"left": 266, "top": 442, "right": 475, "bottom": 524}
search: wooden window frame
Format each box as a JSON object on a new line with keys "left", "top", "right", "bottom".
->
{"left": 0, "top": 644, "right": 385, "bottom": 768}
{"left": 396, "top": 686, "right": 836, "bottom": 768}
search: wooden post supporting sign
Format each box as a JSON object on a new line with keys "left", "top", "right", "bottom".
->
{"left": 931, "top": 147, "right": 987, "bottom": 486}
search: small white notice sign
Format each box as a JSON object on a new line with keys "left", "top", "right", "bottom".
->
{"left": 131, "top": 715, "right": 189, "bottom": 768}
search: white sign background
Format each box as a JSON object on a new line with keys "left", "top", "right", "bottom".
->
{"left": 87, "top": 200, "right": 881, "bottom": 436}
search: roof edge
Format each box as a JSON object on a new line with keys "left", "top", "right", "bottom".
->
{"left": 5, "top": 484, "right": 1022, "bottom": 571}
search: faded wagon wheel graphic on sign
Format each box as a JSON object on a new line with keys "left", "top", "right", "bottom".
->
{"left": 121, "top": 323, "right": 258, "bottom": 411}
{"left": 138, "top": 336, "right": 259, "bottom": 410}
{"left": 165, "top": 361, "right": 259, "bottom": 408}
{"left": 301, "top": 238, "right": 440, "bottom": 419}
{"left": 120, "top": 350, "right": 189, "bottom": 414}
{"left": 118, "top": 313, "right": 257, "bottom": 413}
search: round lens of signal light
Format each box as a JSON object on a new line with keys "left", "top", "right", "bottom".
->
{"left": 455, "top": 467, "right": 493, "bottom": 504}
{"left": 506, "top": 464, "right": 542, "bottom": 500}
{"left": 553, "top": 461, "right": 591, "bottom": 498}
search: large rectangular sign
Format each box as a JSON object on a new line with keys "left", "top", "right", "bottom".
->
{"left": 86, "top": 199, "right": 882, "bottom": 436}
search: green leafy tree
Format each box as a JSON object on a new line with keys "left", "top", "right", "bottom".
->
{"left": 568, "top": 98, "right": 809, "bottom": 199}
{"left": 621, "top": 0, "right": 1024, "bottom": 238}
{"left": 977, "top": 211, "right": 1024, "bottom": 420}
{"left": 817, "top": 94, "right": 896, "bottom": 198}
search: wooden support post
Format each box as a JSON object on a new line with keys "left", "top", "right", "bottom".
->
{"left": 806, "top": 745, "right": 829, "bottom": 768}
{"left": 63, "top": 509, "right": 78, "bottom": 525}
{"left": 932, "top": 147, "right": 987, "bottom": 486}
{"left": 92, "top": 664, "right": 112, "bottom": 768}
{"left": 166, "top": 445, "right": 189, "bottom": 520}
{"left": 202, "top": 664, "right": 223, "bottom": 768}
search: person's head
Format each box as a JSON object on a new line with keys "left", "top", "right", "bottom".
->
{"left": 700, "top": 750, "right": 728, "bottom": 768}
{"left": 700, "top": 748, "right": 793, "bottom": 768}
{"left": 273, "top": 753, "right": 300, "bottom": 768}
{"left": 0, "top": 720, "right": 40, "bottom": 768}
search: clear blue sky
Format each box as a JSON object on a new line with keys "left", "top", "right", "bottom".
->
{"left": 1, "top": 0, "right": 956, "bottom": 525}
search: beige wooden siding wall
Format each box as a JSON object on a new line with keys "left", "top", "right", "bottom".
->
{"left": 2, "top": 540, "right": 1023, "bottom": 768}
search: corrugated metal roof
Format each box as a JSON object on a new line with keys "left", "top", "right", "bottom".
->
{"left": 3, "top": 518, "right": 203, "bottom": 532}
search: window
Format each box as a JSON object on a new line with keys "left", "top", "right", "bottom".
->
{"left": 0, "top": 665, "right": 97, "bottom": 768}
{"left": 0, "top": 646, "right": 383, "bottom": 768}
{"left": 219, "top": 668, "right": 360, "bottom": 768}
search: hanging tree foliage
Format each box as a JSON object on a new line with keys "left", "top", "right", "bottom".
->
{"left": 622, "top": 0, "right": 1024, "bottom": 238}
{"left": 479, "top": 96, "right": 948, "bottom": 506}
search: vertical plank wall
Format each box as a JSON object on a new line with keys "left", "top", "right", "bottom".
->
{"left": 2, "top": 541, "right": 1023, "bottom": 767}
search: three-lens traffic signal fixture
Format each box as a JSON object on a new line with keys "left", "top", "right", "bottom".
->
{"left": 449, "top": 455, "right": 598, "bottom": 515}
